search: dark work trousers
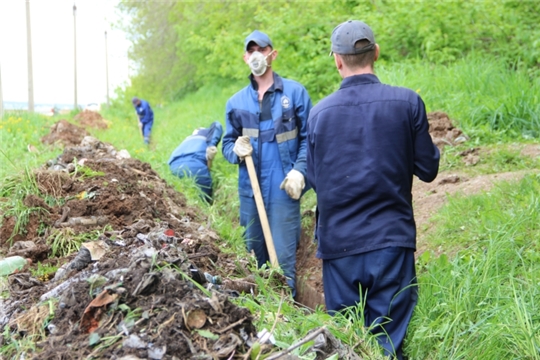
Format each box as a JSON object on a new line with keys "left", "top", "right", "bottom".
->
{"left": 322, "top": 247, "right": 418, "bottom": 359}
{"left": 141, "top": 122, "right": 153, "bottom": 145}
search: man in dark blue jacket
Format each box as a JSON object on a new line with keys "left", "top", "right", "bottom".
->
{"left": 222, "top": 30, "right": 312, "bottom": 296}
{"left": 168, "top": 121, "right": 223, "bottom": 202}
{"left": 306, "top": 20, "right": 440, "bottom": 359}
{"left": 132, "top": 97, "right": 154, "bottom": 145}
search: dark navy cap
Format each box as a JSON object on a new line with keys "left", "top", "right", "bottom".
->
{"left": 330, "top": 20, "right": 375, "bottom": 55}
{"left": 244, "top": 30, "right": 273, "bottom": 51}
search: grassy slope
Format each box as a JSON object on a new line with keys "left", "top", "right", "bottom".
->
{"left": 2, "top": 55, "right": 540, "bottom": 358}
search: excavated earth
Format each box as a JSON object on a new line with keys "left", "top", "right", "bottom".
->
{"left": 0, "top": 114, "right": 357, "bottom": 359}
{"left": 1, "top": 111, "right": 539, "bottom": 359}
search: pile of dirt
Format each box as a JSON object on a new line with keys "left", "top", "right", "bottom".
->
{"left": 428, "top": 111, "right": 468, "bottom": 149}
{"left": 73, "top": 110, "right": 109, "bottom": 129}
{"left": 1, "top": 127, "right": 355, "bottom": 358}
{"left": 41, "top": 120, "right": 90, "bottom": 147}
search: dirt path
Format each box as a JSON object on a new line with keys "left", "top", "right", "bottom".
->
{"left": 412, "top": 168, "right": 536, "bottom": 255}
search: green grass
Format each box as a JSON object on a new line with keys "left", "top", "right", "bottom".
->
{"left": 0, "top": 168, "right": 49, "bottom": 246}
{"left": 47, "top": 226, "right": 113, "bottom": 258}
{"left": 410, "top": 174, "right": 540, "bottom": 358}
{"left": 379, "top": 53, "right": 540, "bottom": 143}
{"left": 439, "top": 142, "right": 540, "bottom": 175}
{"left": 30, "top": 262, "right": 58, "bottom": 281}
{"left": 0, "top": 112, "right": 62, "bottom": 179}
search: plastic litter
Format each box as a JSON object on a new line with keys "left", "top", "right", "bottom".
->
{"left": 123, "top": 334, "right": 147, "bottom": 349}
{"left": 204, "top": 272, "right": 222, "bottom": 285}
{"left": 0, "top": 256, "right": 29, "bottom": 276}
{"left": 148, "top": 344, "right": 166, "bottom": 359}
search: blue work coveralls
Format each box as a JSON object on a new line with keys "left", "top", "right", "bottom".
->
{"left": 306, "top": 74, "right": 440, "bottom": 358}
{"left": 168, "top": 121, "right": 223, "bottom": 201}
{"left": 222, "top": 73, "right": 312, "bottom": 295}
{"left": 134, "top": 99, "right": 154, "bottom": 144}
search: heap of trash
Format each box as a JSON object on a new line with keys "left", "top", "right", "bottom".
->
{"left": 0, "top": 129, "right": 358, "bottom": 359}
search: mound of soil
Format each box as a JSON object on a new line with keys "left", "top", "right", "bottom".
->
{"left": 41, "top": 120, "right": 90, "bottom": 147}
{"left": 74, "top": 110, "right": 109, "bottom": 129}
{"left": 428, "top": 111, "right": 467, "bottom": 149}
{"left": 0, "top": 135, "right": 354, "bottom": 359}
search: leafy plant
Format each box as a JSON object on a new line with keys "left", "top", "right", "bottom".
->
{"left": 0, "top": 168, "right": 51, "bottom": 245}
{"left": 72, "top": 164, "right": 106, "bottom": 179}
{"left": 46, "top": 226, "right": 111, "bottom": 258}
{"left": 30, "top": 262, "right": 58, "bottom": 282}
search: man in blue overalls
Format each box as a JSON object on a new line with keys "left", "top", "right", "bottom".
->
{"left": 132, "top": 97, "right": 154, "bottom": 145}
{"left": 168, "top": 121, "right": 223, "bottom": 203}
{"left": 222, "top": 30, "right": 312, "bottom": 296}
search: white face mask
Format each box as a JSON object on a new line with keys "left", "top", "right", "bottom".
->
{"left": 248, "top": 50, "right": 274, "bottom": 76}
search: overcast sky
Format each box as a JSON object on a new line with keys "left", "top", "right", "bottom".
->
{"left": 0, "top": 0, "right": 130, "bottom": 106}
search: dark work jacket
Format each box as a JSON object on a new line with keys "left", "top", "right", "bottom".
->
{"left": 306, "top": 74, "right": 440, "bottom": 260}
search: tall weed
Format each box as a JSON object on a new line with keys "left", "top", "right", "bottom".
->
{"left": 409, "top": 174, "right": 540, "bottom": 358}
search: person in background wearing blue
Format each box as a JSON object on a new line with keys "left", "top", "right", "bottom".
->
{"left": 306, "top": 21, "right": 440, "bottom": 359}
{"left": 168, "top": 121, "right": 223, "bottom": 203}
{"left": 222, "top": 30, "right": 312, "bottom": 297}
{"left": 132, "top": 97, "right": 154, "bottom": 145}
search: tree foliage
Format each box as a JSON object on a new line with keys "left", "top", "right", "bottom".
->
{"left": 117, "top": 0, "right": 539, "bottom": 104}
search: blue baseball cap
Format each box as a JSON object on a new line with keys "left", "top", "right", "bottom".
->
{"left": 330, "top": 20, "right": 376, "bottom": 55}
{"left": 244, "top": 30, "right": 273, "bottom": 51}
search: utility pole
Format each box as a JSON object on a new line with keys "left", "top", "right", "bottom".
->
{"left": 26, "top": 0, "right": 34, "bottom": 113}
{"left": 105, "top": 30, "right": 110, "bottom": 108}
{"left": 73, "top": 3, "right": 78, "bottom": 111}
{"left": 0, "top": 63, "right": 4, "bottom": 118}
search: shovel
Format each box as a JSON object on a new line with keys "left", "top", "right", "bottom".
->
{"left": 244, "top": 154, "right": 279, "bottom": 268}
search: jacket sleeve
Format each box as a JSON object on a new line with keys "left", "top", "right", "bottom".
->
{"left": 222, "top": 101, "right": 241, "bottom": 165}
{"left": 206, "top": 121, "right": 224, "bottom": 147}
{"left": 292, "top": 86, "right": 313, "bottom": 176}
{"left": 413, "top": 96, "right": 440, "bottom": 182}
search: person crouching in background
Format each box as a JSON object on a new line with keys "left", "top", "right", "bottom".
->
{"left": 168, "top": 121, "right": 223, "bottom": 203}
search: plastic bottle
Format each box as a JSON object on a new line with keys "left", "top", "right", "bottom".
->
{"left": 0, "top": 256, "right": 28, "bottom": 276}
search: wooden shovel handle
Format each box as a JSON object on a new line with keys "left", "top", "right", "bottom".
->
{"left": 244, "top": 154, "right": 279, "bottom": 267}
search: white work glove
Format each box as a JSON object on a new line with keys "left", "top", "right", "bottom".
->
{"left": 206, "top": 146, "right": 217, "bottom": 161}
{"left": 280, "top": 169, "right": 305, "bottom": 200}
{"left": 233, "top": 136, "right": 253, "bottom": 160}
